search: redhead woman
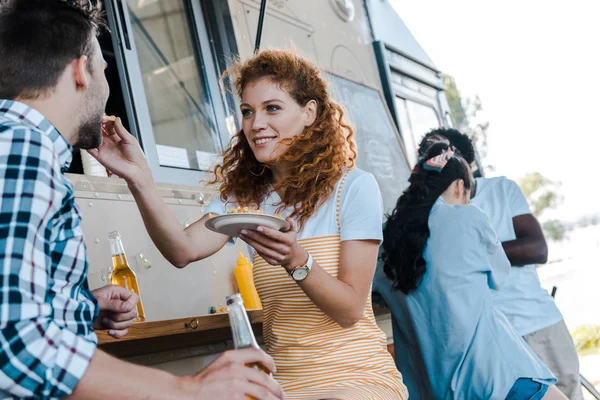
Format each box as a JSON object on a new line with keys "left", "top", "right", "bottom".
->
{"left": 91, "top": 49, "right": 407, "bottom": 400}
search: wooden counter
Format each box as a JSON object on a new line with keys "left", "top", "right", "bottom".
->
{"left": 98, "top": 310, "right": 263, "bottom": 358}
{"left": 99, "top": 307, "right": 391, "bottom": 359}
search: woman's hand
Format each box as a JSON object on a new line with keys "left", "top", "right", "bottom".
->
{"left": 240, "top": 218, "right": 308, "bottom": 271}
{"left": 87, "top": 117, "right": 152, "bottom": 185}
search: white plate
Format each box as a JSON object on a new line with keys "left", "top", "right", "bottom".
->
{"left": 205, "top": 214, "right": 290, "bottom": 237}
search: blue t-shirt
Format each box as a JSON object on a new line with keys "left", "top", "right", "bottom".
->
{"left": 373, "top": 198, "right": 555, "bottom": 399}
{"left": 472, "top": 177, "right": 563, "bottom": 336}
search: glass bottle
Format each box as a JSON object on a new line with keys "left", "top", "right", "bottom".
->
{"left": 108, "top": 231, "right": 146, "bottom": 322}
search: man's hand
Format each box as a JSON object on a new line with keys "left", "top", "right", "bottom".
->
{"left": 87, "top": 117, "right": 152, "bottom": 185}
{"left": 92, "top": 285, "right": 139, "bottom": 338}
{"left": 184, "top": 348, "right": 285, "bottom": 400}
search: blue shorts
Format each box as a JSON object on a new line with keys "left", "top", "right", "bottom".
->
{"left": 505, "top": 378, "right": 549, "bottom": 400}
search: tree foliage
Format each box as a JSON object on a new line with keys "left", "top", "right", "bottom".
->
{"left": 542, "top": 220, "right": 567, "bottom": 242}
{"left": 442, "top": 74, "right": 491, "bottom": 171}
{"left": 443, "top": 76, "right": 567, "bottom": 241}
{"left": 518, "top": 172, "right": 563, "bottom": 217}
{"left": 518, "top": 172, "right": 566, "bottom": 241}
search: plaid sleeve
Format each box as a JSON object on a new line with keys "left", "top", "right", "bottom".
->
{"left": 0, "top": 127, "right": 96, "bottom": 399}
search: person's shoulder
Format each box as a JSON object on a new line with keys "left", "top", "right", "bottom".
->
{"left": 476, "top": 175, "right": 521, "bottom": 199}
{"left": 449, "top": 202, "right": 486, "bottom": 218}
{"left": 0, "top": 116, "right": 20, "bottom": 131}
{"left": 343, "top": 168, "right": 377, "bottom": 186}
{"left": 433, "top": 201, "right": 488, "bottom": 229}
{"left": 340, "top": 168, "right": 380, "bottom": 201}
{"left": 0, "top": 119, "right": 55, "bottom": 160}
{"left": 346, "top": 167, "right": 371, "bottom": 179}
{"left": 2, "top": 116, "right": 47, "bottom": 136}
{"left": 477, "top": 175, "right": 517, "bottom": 189}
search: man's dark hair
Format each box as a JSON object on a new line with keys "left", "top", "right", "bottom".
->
{"left": 0, "top": 0, "right": 106, "bottom": 100}
{"left": 417, "top": 128, "right": 476, "bottom": 165}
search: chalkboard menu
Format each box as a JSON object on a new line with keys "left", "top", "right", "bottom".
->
{"left": 325, "top": 72, "right": 411, "bottom": 215}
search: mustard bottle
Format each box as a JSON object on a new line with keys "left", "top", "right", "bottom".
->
{"left": 233, "top": 253, "right": 262, "bottom": 310}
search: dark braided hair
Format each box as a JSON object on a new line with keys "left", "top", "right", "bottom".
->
{"left": 381, "top": 142, "right": 472, "bottom": 294}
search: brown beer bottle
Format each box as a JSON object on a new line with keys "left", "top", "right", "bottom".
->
{"left": 108, "top": 231, "right": 146, "bottom": 322}
{"left": 226, "top": 293, "right": 270, "bottom": 399}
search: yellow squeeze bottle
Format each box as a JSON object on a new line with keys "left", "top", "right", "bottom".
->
{"left": 234, "top": 253, "right": 262, "bottom": 310}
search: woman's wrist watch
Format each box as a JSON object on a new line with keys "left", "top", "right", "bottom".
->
{"left": 289, "top": 253, "right": 313, "bottom": 281}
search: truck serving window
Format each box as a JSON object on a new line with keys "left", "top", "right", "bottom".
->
{"left": 103, "top": 0, "right": 231, "bottom": 185}
{"left": 131, "top": 1, "right": 219, "bottom": 167}
{"left": 128, "top": 0, "right": 221, "bottom": 170}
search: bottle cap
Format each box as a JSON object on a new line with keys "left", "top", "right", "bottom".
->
{"left": 226, "top": 293, "right": 243, "bottom": 306}
{"left": 236, "top": 252, "right": 250, "bottom": 267}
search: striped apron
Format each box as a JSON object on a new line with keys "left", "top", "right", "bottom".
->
{"left": 253, "top": 170, "right": 408, "bottom": 400}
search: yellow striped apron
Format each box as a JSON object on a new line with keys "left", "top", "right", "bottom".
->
{"left": 253, "top": 170, "right": 408, "bottom": 400}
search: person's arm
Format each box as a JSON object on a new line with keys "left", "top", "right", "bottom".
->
{"left": 299, "top": 239, "right": 379, "bottom": 327}
{"left": 242, "top": 221, "right": 378, "bottom": 328}
{"left": 502, "top": 178, "right": 548, "bottom": 266}
{"left": 68, "top": 348, "right": 284, "bottom": 400}
{"left": 88, "top": 118, "right": 229, "bottom": 268}
{"left": 127, "top": 174, "right": 229, "bottom": 267}
{"left": 67, "top": 349, "right": 184, "bottom": 399}
{"left": 502, "top": 214, "right": 548, "bottom": 266}
{"left": 240, "top": 173, "right": 383, "bottom": 328}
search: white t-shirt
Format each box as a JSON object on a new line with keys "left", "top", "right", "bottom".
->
{"left": 204, "top": 169, "right": 384, "bottom": 255}
{"left": 471, "top": 176, "right": 563, "bottom": 336}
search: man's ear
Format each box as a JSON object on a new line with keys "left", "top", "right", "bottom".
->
{"left": 72, "top": 56, "right": 90, "bottom": 92}
{"left": 304, "top": 99, "right": 318, "bottom": 127}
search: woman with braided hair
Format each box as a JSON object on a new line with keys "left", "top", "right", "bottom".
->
{"left": 375, "top": 142, "right": 564, "bottom": 399}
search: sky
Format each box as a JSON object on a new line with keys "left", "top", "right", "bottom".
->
{"left": 390, "top": 0, "right": 599, "bottom": 222}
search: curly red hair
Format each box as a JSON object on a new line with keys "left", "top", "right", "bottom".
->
{"left": 211, "top": 50, "right": 357, "bottom": 230}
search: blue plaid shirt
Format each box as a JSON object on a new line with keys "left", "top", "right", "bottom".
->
{"left": 0, "top": 100, "right": 98, "bottom": 399}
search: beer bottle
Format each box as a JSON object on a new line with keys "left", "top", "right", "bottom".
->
{"left": 108, "top": 231, "right": 146, "bottom": 322}
{"left": 226, "top": 293, "right": 271, "bottom": 382}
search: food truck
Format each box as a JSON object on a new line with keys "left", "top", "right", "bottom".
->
{"left": 75, "top": 0, "right": 451, "bottom": 372}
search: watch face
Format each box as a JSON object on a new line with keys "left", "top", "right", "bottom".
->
{"left": 292, "top": 267, "right": 309, "bottom": 281}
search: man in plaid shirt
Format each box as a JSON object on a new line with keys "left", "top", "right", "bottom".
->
{"left": 0, "top": 1, "right": 283, "bottom": 399}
